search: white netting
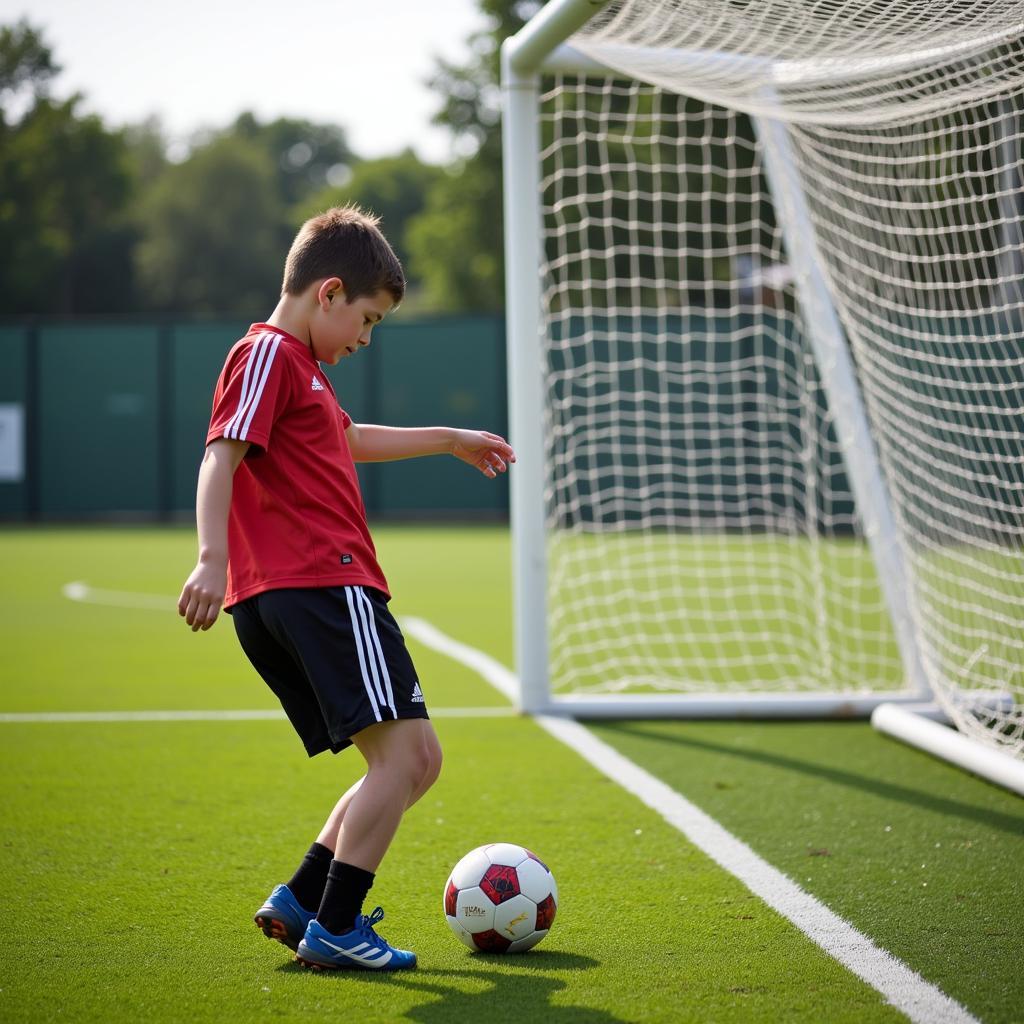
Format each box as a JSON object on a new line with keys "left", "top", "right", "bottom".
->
{"left": 535, "top": 0, "right": 1024, "bottom": 752}
{"left": 572, "top": 0, "right": 1024, "bottom": 124}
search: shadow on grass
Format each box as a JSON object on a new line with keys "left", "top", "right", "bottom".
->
{"left": 596, "top": 721, "right": 1024, "bottom": 837}
{"left": 276, "top": 949, "right": 627, "bottom": 1023}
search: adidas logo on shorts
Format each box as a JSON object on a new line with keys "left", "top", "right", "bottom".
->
{"left": 311, "top": 374, "right": 325, "bottom": 391}
{"left": 411, "top": 682, "right": 425, "bottom": 703}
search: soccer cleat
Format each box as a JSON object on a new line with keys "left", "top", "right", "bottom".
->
{"left": 254, "top": 884, "right": 317, "bottom": 951}
{"left": 295, "top": 907, "right": 417, "bottom": 971}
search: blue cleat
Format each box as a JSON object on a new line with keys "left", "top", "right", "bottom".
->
{"left": 295, "top": 907, "right": 417, "bottom": 971}
{"left": 254, "top": 884, "right": 317, "bottom": 951}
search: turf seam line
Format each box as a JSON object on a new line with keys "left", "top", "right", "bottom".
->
{"left": 407, "top": 618, "right": 981, "bottom": 1024}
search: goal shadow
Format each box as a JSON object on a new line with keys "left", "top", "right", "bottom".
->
{"left": 597, "top": 721, "right": 1024, "bottom": 836}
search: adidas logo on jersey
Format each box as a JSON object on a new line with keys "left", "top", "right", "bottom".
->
{"left": 311, "top": 374, "right": 325, "bottom": 391}
{"left": 411, "top": 682, "right": 425, "bottom": 703}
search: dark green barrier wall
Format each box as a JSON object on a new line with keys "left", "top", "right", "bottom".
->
{"left": 0, "top": 316, "right": 508, "bottom": 522}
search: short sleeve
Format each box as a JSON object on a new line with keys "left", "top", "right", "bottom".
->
{"left": 207, "top": 333, "right": 291, "bottom": 454}
{"left": 339, "top": 406, "right": 352, "bottom": 430}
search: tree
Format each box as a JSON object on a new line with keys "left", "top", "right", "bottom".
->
{"left": 134, "top": 134, "right": 283, "bottom": 315}
{"left": 129, "top": 113, "right": 365, "bottom": 315}
{"left": 229, "top": 113, "right": 356, "bottom": 210}
{"left": 0, "top": 20, "right": 58, "bottom": 113}
{"left": 407, "top": 1, "right": 543, "bottom": 311}
{"left": 297, "top": 150, "right": 445, "bottom": 308}
{"left": 0, "top": 21, "right": 137, "bottom": 314}
{"left": 406, "top": 158, "right": 504, "bottom": 311}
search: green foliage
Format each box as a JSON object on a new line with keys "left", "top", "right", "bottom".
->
{"left": 0, "top": 96, "right": 137, "bottom": 313}
{"left": 0, "top": 19, "right": 58, "bottom": 111}
{"left": 297, "top": 149, "right": 446, "bottom": 305}
{"left": 0, "top": 21, "right": 138, "bottom": 313}
{"left": 406, "top": 0, "right": 541, "bottom": 311}
{"left": 229, "top": 112, "right": 355, "bottom": 209}
{"left": 407, "top": 157, "right": 505, "bottom": 311}
{"left": 0, "top": 4, "right": 529, "bottom": 316}
{"left": 131, "top": 114, "right": 364, "bottom": 314}
{"left": 134, "top": 135, "right": 284, "bottom": 315}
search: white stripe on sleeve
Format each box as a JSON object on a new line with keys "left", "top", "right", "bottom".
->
{"left": 223, "top": 333, "right": 283, "bottom": 442}
{"left": 224, "top": 332, "right": 269, "bottom": 440}
{"left": 238, "top": 335, "right": 281, "bottom": 441}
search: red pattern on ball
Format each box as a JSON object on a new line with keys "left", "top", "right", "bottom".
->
{"left": 472, "top": 929, "right": 512, "bottom": 953}
{"left": 535, "top": 894, "right": 557, "bottom": 930}
{"left": 444, "top": 880, "right": 458, "bottom": 918}
{"left": 480, "top": 864, "right": 520, "bottom": 905}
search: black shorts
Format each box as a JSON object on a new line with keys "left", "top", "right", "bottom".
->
{"left": 231, "top": 586, "right": 429, "bottom": 756}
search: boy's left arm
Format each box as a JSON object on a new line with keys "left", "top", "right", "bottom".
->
{"left": 346, "top": 424, "right": 515, "bottom": 479}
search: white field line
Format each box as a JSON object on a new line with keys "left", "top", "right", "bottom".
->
{"left": 0, "top": 707, "right": 513, "bottom": 723}
{"left": 18, "top": 585, "right": 515, "bottom": 724}
{"left": 62, "top": 581, "right": 177, "bottom": 611}
{"left": 402, "top": 616, "right": 519, "bottom": 702}
{"left": 407, "top": 621, "right": 979, "bottom": 1024}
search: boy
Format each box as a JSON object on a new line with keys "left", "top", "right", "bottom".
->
{"left": 177, "top": 205, "right": 514, "bottom": 971}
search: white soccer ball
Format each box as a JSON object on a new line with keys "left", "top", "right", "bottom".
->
{"left": 443, "top": 843, "right": 558, "bottom": 953}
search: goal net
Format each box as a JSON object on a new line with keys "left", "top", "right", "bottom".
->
{"left": 505, "top": 0, "right": 1024, "bottom": 752}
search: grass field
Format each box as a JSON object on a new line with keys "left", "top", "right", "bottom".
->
{"left": 2, "top": 526, "right": 1022, "bottom": 1023}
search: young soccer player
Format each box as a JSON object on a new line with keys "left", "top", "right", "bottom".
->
{"left": 177, "top": 205, "right": 515, "bottom": 972}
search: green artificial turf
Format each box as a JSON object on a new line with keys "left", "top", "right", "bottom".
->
{"left": 1, "top": 716, "right": 905, "bottom": 1024}
{"left": 590, "top": 719, "right": 1024, "bottom": 1023}
{"left": 1, "top": 526, "right": 1019, "bottom": 1022}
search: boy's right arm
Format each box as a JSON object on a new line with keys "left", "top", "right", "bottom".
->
{"left": 178, "top": 438, "right": 249, "bottom": 632}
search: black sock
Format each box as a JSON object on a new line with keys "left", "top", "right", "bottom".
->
{"left": 285, "top": 842, "right": 334, "bottom": 913}
{"left": 317, "top": 860, "right": 375, "bottom": 935}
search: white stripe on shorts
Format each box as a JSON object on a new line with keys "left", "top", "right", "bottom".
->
{"left": 355, "top": 587, "right": 397, "bottom": 716}
{"left": 344, "top": 586, "right": 382, "bottom": 723}
{"left": 352, "top": 588, "right": 388, "bottom": 712}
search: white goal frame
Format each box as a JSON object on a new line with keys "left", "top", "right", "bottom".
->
{"left": 501, "top": 0, "right": 1024, "bottom": 797}
{"left": 501, "top": 0, "right": 937, "bottom": 720}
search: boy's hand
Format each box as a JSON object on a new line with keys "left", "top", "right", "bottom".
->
{"left": 178, "top": 559, "right": 227, "bottom": 632}
{"left": 451, "top": 430, "right": 516, "bottom": 479}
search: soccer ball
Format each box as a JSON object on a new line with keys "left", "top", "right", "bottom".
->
{"left": 443, "top": 843, "right": 558, "bottom": 953}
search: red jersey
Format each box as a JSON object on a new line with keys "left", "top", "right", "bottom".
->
{"left": 206, "top": 323, "right": 389, "bottom": 608}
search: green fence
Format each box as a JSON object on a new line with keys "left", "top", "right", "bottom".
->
{"left": 0, "top": 316, "right": 508, "bottom": 521}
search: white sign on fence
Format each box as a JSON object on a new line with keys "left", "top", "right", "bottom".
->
{"left": 0, "top": 404, "right": 25, "bottom": 482}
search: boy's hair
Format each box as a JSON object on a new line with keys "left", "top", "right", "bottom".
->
{"left": 282, "top": 205, "right": 405, "bottom": 304}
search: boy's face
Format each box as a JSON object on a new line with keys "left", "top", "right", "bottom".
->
{"left": 311, "top": 283, "right": 394, "bottom": 365}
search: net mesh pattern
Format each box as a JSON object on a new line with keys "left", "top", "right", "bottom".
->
{"left": 535, "top": 0, "right": 1024, "bottom": 752}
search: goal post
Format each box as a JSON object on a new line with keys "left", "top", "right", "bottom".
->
{"left": 500, "top": 0, "right": 1024, "bottom": 777}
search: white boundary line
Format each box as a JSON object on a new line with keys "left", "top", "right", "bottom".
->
{"left": 0, "top": 707, "right": 513, "bottom": 724}
{"left": 62, "top": 581, "right": 177, "bottom": 611}
{"left": 407, "top": 621, "right": 979, "bottom": 1024}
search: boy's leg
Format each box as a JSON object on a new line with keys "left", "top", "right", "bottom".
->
{"left": 339, "top": 717, "right": 442, "bottom": 870}
{"left": 295, "top": 719, "right": 441, "bottom": 971}
{"left": 316, "top": 719, "right": 442, "bottom": 854}
{"left": 315, "top": 718, "right": 440, "bottom": 936}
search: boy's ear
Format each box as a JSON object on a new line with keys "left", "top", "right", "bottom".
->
{"left": 317, "top": 277, "right": 345, "bottom": 309}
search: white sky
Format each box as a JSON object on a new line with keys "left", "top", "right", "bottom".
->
{"left": 0, "top": 0, "right": 488, "bottom": 163}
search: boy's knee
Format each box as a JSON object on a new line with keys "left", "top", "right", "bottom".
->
{"left": 422, "top": 739, "right": 442, "bottom": 789}
{"left": 402, "top": 731, "right": 440, "bottom": 790}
